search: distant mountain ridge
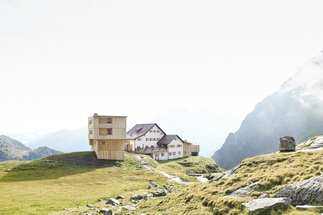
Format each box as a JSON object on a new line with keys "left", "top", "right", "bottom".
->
{"left": 0, "top": 135, "right": 62, "bottom": 161}
{"left": 150, "top": 108, "right": 242, "bottom": 157}
{"left": 26, "top": 127, "right": 89, "bottom": 152}
{"left": 212, "top": 51, "right": 323, "bottom": 170}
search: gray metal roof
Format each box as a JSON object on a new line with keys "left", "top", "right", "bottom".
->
{"left": 157, "top": 135, "right": 184, "bottom": 145}
{"left": 126, "top": 123, "right": 162, "bottom": 140}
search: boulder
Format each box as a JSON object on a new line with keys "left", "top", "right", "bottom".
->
{"left": 123, "top": 204, "right": 138, "bottom": 211}
{"left": 273, "top": 174, "right": 323, "bottom": 205}
{"left": 224, "top": 182, "right": 259, "bottom": 198}
{"left": 150, "top": 182, "right": 159, "bottom": 188}
{"left": 116, "top": 195, "right": 125, "bottom": 199}
{"left": 279, "top": 136, "right": 296, "bottom": 152}
{"left": 152, "top": 188, "right": 167, "bottom": 197}
{"left": 144, "top": 194, "right": 153, "bottom": 200}
{"left": 99, "top": 208, "right": 114, "bottom": 215}
{"left": 244, "top": 197, "right": 291, "bottom": 215}
{"left": 134, "top": 156, "right": 148, "bottom": 165}
{"left": 130, "top": 194, "right": 143, "bottom": 201}
{"left": 106, "top": 198, "right": 119, "bottom": 206}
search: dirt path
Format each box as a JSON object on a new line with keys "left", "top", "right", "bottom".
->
{"left": 143, "top": 165, "right": 204, "bottom": 185}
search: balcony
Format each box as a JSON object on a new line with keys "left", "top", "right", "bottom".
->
{"left": 134, "top": 146, "right": 168, "bottom": 154}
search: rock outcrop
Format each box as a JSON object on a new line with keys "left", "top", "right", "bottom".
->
{"left": 243, "top": 197, "right": 292, "bottom": 215}
{"left": 224, "top": 182, "right": 259, "bottom": 198}
{"left": 273, "top": 174, "right": 323, "bottom": 205}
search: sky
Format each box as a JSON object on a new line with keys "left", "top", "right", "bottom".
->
{"left": 1, "top": 0, "right": 323, "bottom": 133}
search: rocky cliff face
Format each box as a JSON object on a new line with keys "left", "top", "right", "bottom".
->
{"left": 212, "top": 51, "right": 323, "bottom": 170}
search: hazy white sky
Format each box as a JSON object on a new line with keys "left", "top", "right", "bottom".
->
{"left": 1, "top": 0, "right": 323, "bottom": 133}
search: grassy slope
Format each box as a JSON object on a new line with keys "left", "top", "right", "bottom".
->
{"left": 1, "top": 150, "right": 322, "bottom": 215}
{"left": 137, "top": 149, "right": 323, "bottom": 215}
{"left": 0, "top": 152, "right": 215, "bottom": 214}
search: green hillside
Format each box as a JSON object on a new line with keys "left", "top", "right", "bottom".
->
{"left": 0, "top": 152, "right": 216, "bottom": 214}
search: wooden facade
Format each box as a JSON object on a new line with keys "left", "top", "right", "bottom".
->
{"left": 190, "top": 144, "right": 200, "bottom": 156}
{"left": 88, "top": 114, "right": 127, "bottom": 160}
{"left": 183, "top": 141, "right": 192, "bottom": 157}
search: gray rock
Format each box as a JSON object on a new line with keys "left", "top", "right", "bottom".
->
{"left": 99, "top": 208, "right": 114, "bottom": 215}
{"left": 152, "top": 188, "right": 167, "bottom": 197}
{"left": 86, "top": 204, "right": 92, "bottom": 208}
{"left": 144, "top": 194, "right": 153, "bottom": 200}
{"left": 209, "top": 173, "right": 224, "bottom": 183}
{"left": 224, "top": 182, "right": 259, "bottom": 198}
{"left": 130, "top": 194, "right": 143, "bottom": 200}
{"left": 296, "top": 205, "right": 323, "bottom": 211}
{"left": 134, "top": 156, "right": 148, "bottom": 165}
{"left": 147, "top": 186, "right": 152, "bottom": 189}
{"left": 223, "top": 165, "right": 240, "bottom": 178}
{"left": 106, "top": 198, "right": 120, "bottom": 206}
{"left": 150, "top": 182, "right": 159, "bottom": 188}
{"left": 245, "top": 197, "right": 291, "bottom": 215}
{"left": 279, "top": 136, "right": 296, "bottom": 152}
{"left": 308, "top": 136, "right": 323, "bottom": 149}
{"left": 258, "top": 193, "right": 270, "bottom": 199}
{"left": 50, "top": 163, "right": 55, "bottom": 166}
{"left": 273, "top": 174, "right": 323, "bottom": 205}
{"left": 116, "top": 195, "right": 125, "bottom": 199}
{"left": 123, "top": 204, "right": 138, "bottom": 211}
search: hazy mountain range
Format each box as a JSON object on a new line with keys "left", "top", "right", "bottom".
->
{"left": 25, "top": 127, "right": 90, "bottom": 152}
{"left": 212, "top": 51, "right": 323, "bottom": 170}
{"left": 0, "top": 135, "right": 61, "bottom": 161}
{"left": 150, "top": 108, "right": 242, "bottom": 157}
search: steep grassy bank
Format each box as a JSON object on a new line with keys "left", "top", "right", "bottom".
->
{"left": 137, "top": 149, "right": 323, "bottom": 215}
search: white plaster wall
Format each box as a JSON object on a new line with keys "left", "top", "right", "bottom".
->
{"left": 134, "top": 125, "right": 165, "bottom": 149}
{"left": 168, "top": 137, "right": 183, "bottom": 159}
{"left": 154, "top": 152, "right": 168, "bottom": 160}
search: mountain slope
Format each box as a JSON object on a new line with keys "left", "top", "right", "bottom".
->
{"left": 26, "top": 127, "right": 89, "bottom": 152}
{"left": 212, "top": 51, "right": 323, "bottom": 170}
{"left": 0, "top": 135, "right": 61, "bottom": 161}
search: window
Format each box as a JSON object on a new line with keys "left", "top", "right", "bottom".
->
{"left": 101, "top": 142, "right": 106, "bottom": 146}
{"left": 89, "top": 130, "right": 93, "bottom": 134}
{"left": 173, "top": 152, "right": 176, "bottom": 155}
{"left": 178, "top": 151, "right": 181, "bottom": 155}
{"left": 177, "top": 144, "right": 182, "bottom": 148}
{"left": 150, "top": 138, "right": 153, "bottom": 141}
{"left": 157, "top": 138, "right": 160, "bottom": 141}
{"left": 153, "top": 130, "right": 156, "bottom": 133}
{"left": 153, "top": 138, "right": 156, "bottom": 141}
{"left": 157, "top": 130, "right": 160, "bottom": 133}
{"left": 137, "top": 138, "right": 142, "bottom": 141}
{"left": 146, "top": 138, "right": 149, "bottom": 141}
{"left": 174, "top": 137, "right": 177, "bottom": 140}
{"left": 150, "top": 130, "right": 152, "bottom": 133}
{"left": 170, "top": 145, "right": 175, "bottom": 148}
{"left": 161, "top": 153, "right": 165, "bottom": 156}
{"left": 88, "top": 119, "right": 92, "bottom": 125}
{"left": 107, "top": 129, "right": 112, "bottom": 135}
{"left": 107, "top": 118, "right": 112, "bottom": 123}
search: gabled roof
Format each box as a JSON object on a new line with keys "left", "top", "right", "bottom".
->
{"left": 157, "top": 135, "right": 184, "bottom": 145}
{"left": 126, "top": 123, "right": 165, "bottom": 140}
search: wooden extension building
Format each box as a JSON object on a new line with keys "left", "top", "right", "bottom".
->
{"left": 88, "top": 114, "right": 127, "bottom": 160}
